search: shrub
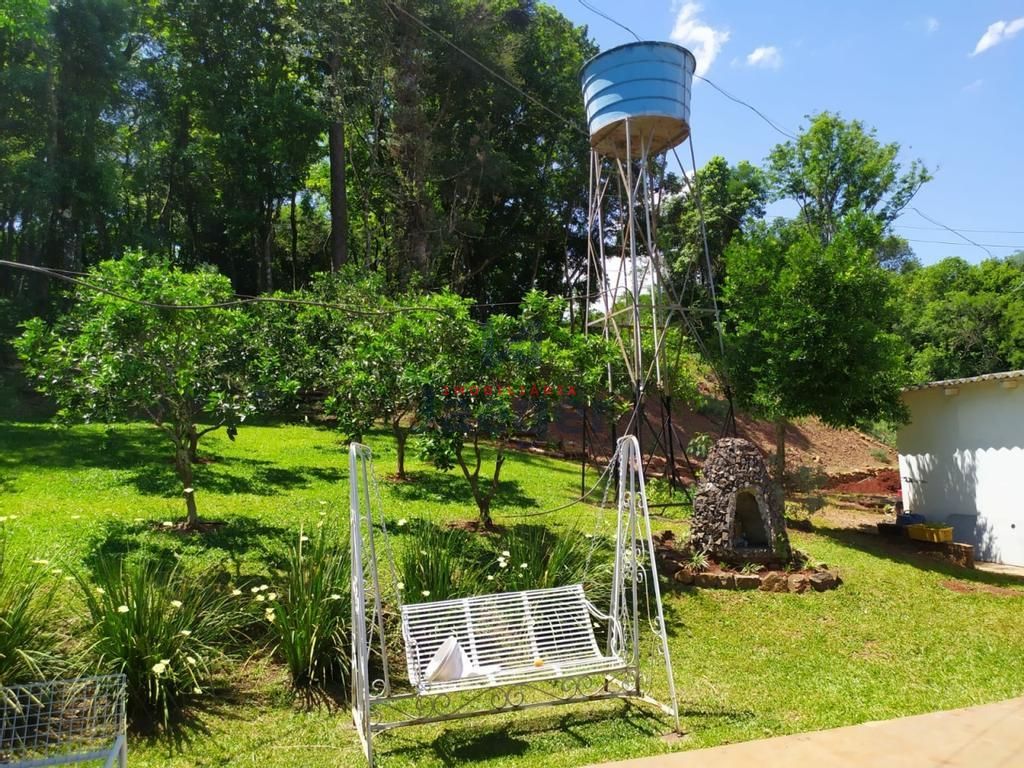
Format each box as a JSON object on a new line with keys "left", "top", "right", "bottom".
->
{"left": 76, "top": 556, "right": 248, "bottom": 731}
{"left": 687, "top": 432, "right": 714, "bottom": 460}
{"left": 0, "top": 526, "right": 62, "bottom": 685}
{"left": 264, "top": 525, "right": 351, "bottom": 690}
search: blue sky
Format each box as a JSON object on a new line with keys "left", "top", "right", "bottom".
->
{"left": 549, "top": 0, "right": 1024, "bottom": 265}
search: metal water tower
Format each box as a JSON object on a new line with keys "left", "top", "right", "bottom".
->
{"left": 580, "top": 42, "right": 697, "bottom": 440}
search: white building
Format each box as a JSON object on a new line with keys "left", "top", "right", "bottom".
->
{"left": 898, "top": 369, "right": 1024, "bottom": 567}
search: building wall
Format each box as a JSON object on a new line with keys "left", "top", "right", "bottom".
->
{"left": 898, "top": 379, "right": 1024, "bottom": 566}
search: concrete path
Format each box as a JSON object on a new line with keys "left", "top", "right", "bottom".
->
{"left": 593, "top": 697, "right": 1024, "bottom": 768}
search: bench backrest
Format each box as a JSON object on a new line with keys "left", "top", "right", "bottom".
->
{"left": 401, "top": 584, "right": 600, "bottom": 684}
{"left": 0, "top": 675, "right": 126, "bottom": 766}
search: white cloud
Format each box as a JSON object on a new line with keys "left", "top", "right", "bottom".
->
{"left": 925, "top": 17, "right": 939, "bottom": 34}
{"left": 670, "top": 3, "right": 730, "bottom": 77}
{"left": 971, "top": 17, "right": 1024, "bottom": 56}
{"left": 746, "top": 45, "right": 783, "bottom": 69}
{"left": 962, "top": 78, "right": 984, "bottom": 92}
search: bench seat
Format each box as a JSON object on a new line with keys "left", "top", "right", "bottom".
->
{"left": 401, "top": 584, "right": 623, "bottom": 696}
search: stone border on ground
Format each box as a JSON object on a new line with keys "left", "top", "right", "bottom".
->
{"left": 671, "top": 566, "right": 841, "bottom": 593}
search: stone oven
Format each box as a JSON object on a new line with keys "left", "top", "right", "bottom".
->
{"left": 691, "top": 438, "right": 791, "bottom": 563}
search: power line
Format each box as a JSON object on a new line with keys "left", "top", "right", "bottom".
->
{"left": 693, "top": 74, "right": 797, "bottom": 140}
{"left": 0, "top": 261, "right": 457, "bottom": 317}
{"left": 383, "top": 0, "right": 587, "bottom": 137}
{"left": 908, "top": 207, "right": 994, "bottom": 258}
{"left": 577, "top": 0, "right": 640, "bottom": 43}
{"left": 904, "top": 238, "right": 1023, "bottom": 249}
{"left": 895, "top": 224, "right": 1024, "bottom": 235}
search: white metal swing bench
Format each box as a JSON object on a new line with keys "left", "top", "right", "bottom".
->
{"left": 349, "top": 436, "right": 679, "bottom": 766}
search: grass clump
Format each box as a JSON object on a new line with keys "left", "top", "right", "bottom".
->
{"left": 493, "top": 524, "right": 605, "bottom": 595}
{"left": 76, "top": 555, "right": 248, "bottom": 731}
{"left": 0, "top": 524, "right": 63, "bottom": 685}
{"left": 265, "top": 523, "right": 350, "bottom": 691}
{"left": 396, "top": 522, "right": 487, "bottom": 603}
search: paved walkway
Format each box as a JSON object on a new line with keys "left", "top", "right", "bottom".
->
{"left": 593, "top": 697, "right": 1024, "bottom": 768}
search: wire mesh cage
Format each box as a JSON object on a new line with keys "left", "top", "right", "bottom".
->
{"left": 0, "top": 675, "right": 126, "bottom": 766}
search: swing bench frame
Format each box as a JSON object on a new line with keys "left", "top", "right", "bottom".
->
{"left": 349, "top": 436, "right": 679, "bottom": 765}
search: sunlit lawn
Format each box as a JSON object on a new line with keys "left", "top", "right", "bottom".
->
{"left": 2, "top": 411, "right": 1024, "bottom": 767}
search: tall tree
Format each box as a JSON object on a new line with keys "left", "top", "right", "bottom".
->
{"left": 723, "top": 216, "right": 908, "bottom": 484}
{"left": 767, "top": 112, "right": 931, "bottom": 243}
{"left": 897, "top": 256, "right": 1024, "bottom": 382}
{"left": 660, "top": 156, "right": 767, "bottom": 292}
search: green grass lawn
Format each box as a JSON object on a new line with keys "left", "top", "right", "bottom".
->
{"left": 2, "top": 413, "right": 1024, "bottom": 767}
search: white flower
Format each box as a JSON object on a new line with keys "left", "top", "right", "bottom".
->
{"left": 162, "top": 521, "right": 174, "bottom": 528}
{"left": 319, "top": 500, "right": 328, "bottom": 506}
{"left": 152, "top": 661, "right": 168, "bottom": 675}
{"left": 520, "top": 563, "right": 528, "bottom": 570}
{"left": 299, "top": 535, "right": 309, "bottom": 542}
{"left": 183, "top": 487, "right": 194, "bottom": 494}
{"left": 258, "top": 584, "right": 269, "bottom": 592}
{"left": 250, "top": 586, "right": 260, "bottom": 594}
{"left": 255, "top": 594, "right": 265, "bottom": 602}
{"left": 328, "top": 594, "right": 342, "bottom": 600}
{"left": 186, "top": 656, "right": 197, "bottom": 665}
{"left": 421, "top": 590, "right": 430, "bottom": 597}
{"left": 31, "top": 559, "right": 49, "bottom": 566}
{"left": 117, "top": 605, "right": 130, "bottom": 613}
{"left": 170, "top": 600, "right": 183, "bottom": 609}
{"left": 179, "top": 629, "right": 191, "bottom": 637}
{"left": 501, "top": 550, "right": 510, "bottom": 558}
{"left": 51, "top": 568, "right": 63, "bottom": 575}
{"left": 397, "top": 518, "right": 408, "bottom": 527}
{"left": 487, "top": 575, "right": 495, "bottom": 581}
{"left": 267, "top": 592, "right": 277, "bottom": 601}
{"left": 0, "top": 516, "right": 6, "bottom": 523}
{"left": 70, "top": 515, "right": 81, "bottom": 520}
{"left": 499, "top": 561, "right": 508, "bottom": 569}
{"left": 95, "top": 587, "right": 105, "bottom": 595}
{"left": 265, "top": 608, "right": 276, "bottom": 622}
{"left": 231, "top": 589, "right": 242, "bottom": 596}
{"left": 396, "top": 582, "right": 404, "bottom": 590}
{"left": 419, "top": 549, "right": 427, "bottom": 556}
{"left": 192, "top": 686, "right": 202, "bottom": 695}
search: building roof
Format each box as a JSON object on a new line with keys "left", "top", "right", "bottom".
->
{"left": 903, "top": 369, "right": 1024, "bottom": 392}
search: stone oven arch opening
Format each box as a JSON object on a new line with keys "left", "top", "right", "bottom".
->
{"left": 733, "top": 489, "right": 769, "bottom": 548}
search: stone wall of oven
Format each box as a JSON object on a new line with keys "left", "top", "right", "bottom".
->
{"left": 691, "top": 437, "right": 791, "bottom": 563}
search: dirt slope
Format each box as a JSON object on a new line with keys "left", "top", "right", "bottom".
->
{"left": 544, "top": 396, "right": 895, "bottom": 483}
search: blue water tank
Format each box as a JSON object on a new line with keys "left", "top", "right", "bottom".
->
{"left": 581, "top": 42, "right": 696, "bottom": 160}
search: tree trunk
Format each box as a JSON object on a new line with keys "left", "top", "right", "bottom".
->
{"left": 477, "top": 495, "right": 492, "bottom": 529}
{"left": 289, "top": 189, "right": 298, "bottom": 290}
{"left": 175, "top": 444, "right": 199, "bottom": 527}
{"left": 394, "top": 424, "right": 408, "bottom": 480}
{"left": 188, "top": 425, "right": 199, "bottom": 464}
{"left": 774, "top": 419, "right": 787, "bottom": 490}
{"left": 327, "top": 53, "right": 348, "bottom": 271}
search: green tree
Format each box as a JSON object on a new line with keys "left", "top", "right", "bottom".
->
{"left": 660, "top": 156, "right": 768, "bottom": 292}
{"left": 897, "top": 256, "right": 1024, "bottom": 382}
{"left": 249, "top": 268, "right": 386, "bottom": 414}
{"left": 767, "top": 112, "right": 931, "bottom": 240}
{"left": 722, "top": 217, "right": 908, "bottom": 484}
{"left": 767, "top": 112, "right": 930, "bottom": 266}
{"left": 418, "top": 290, "right": 611, "bottom": 527}
{"left": 15, "top": 254, "right": 256, "bottom": 527}
{"left": 330, "top": 291, "right": 475, "bottom": 479}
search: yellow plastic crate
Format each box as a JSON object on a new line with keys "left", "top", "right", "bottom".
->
{"left": 906, "top": 523, "right": 953, "bottom": 543}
